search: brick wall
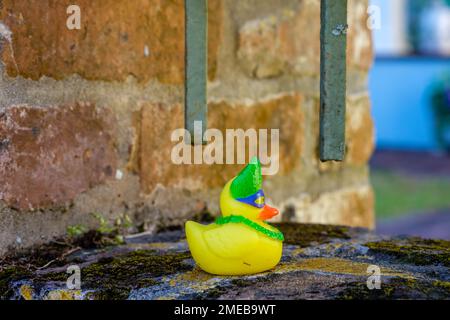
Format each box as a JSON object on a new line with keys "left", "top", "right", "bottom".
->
{"left": 0, "top": 0, "right": 374, "bottom": 255}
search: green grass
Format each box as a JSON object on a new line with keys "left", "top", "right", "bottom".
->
{"left": 371, "top": 170, "right": 450, "bottom": 220}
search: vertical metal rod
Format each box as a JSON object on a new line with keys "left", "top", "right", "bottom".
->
{"left": 320, "top": 0, "right": 348, "bottom": 161}
{"left": 185, "top": 0, "right": 208, "bottom": 144}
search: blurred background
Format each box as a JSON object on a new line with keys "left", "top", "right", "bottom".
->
{"left": 369, "top": 0, "right": 450, "bottom": 239}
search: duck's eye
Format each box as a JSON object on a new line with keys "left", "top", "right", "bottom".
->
{"left": 255, "top": 196, "right": 265, "bottom": 206}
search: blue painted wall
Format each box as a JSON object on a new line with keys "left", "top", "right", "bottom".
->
{"left": 369, "top": 57, "right": 450, "bottom": 150}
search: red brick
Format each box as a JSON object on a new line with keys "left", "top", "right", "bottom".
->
{"left": 0, "top": 103, "right": 117, "bottom": 210}
{"left": 138, "top": 94, "right": 305, "bottom": 194}
{"left": 0, "top": 0, "right": 223, "bottom": 83}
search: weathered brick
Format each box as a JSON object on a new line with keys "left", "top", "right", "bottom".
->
{"left": 347, "top": 0, "right": 374, "bottom": 71}
{"left": 0, "top": 103, "right": 117, "bottom": 210}
{"left": 345, "top": 94, "right": 375, "bottom": 166}
{"left": 139, "top": 94, "right": 304, "bottom": 194}
{"left": 237, "top": 2, "right": 319, "bottom": 78}
{"left": 237, "top": 0, "right": 373, "bottom": 78}
{"left": 278, "top": 184, "right": 375, "bottom": 228}
{"left": 0, "top": 0, "right": 223, "bottom": 83}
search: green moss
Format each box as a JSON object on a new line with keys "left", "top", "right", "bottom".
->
{"left": 199, "top": 278, "right": 255, "bottom": 300}
{"left": 0, "top": 232, "right": 107, "bottom": 299}
{"left": 2, "top": 243, "right": 72, "bottom": 270}
{"left": 433, "top": 280, "right": 450, "bottom": 291}
{"left": 199, "top": 286, "right": 228, "bottom": 300}
{"left": 67, "top": 224, "right": 88, "bottom": 238}
{"left": 0, "top": 266, "right": 32, "bottom": 300}
{"left": 231, "top": 278, "right": 254, "bottom": 288}
{"left": 365, "top": 238, "right": 450, "bottom": 267}
{"left": 0, "top": 239, "right": 79, "bottom": 299}
{"left": 338, "top": 278, "right": 450, "bottom": 300}
{"left": 43, "top": 250, "right": 193, "bottom": 300}
{"left": 2, "top": 230, "right": 114, "bottom": 273}
{"left": 274, "top": 223, "right": 350, "bottom": 247}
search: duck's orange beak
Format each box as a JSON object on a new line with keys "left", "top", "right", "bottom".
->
{"left": 259, "top": 204, "right": 279, "bottom": 220}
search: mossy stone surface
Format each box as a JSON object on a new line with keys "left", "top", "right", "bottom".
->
{"left": 1, "top": 223, "right": 449, "bottom": 300}
{"left": 274, "top": 223, "right": 351, "bottom": 247}
{"left": 337, "top": 278, "right": 450, "bottom": 300}
{"left": 43, "top": 250, "right": 193, "bottom": 300}
{"left": 365, "top": 238, "right": 450, "bottom": 267}
{"left": 0, "top": 266, "right": 32, "bottom": 299}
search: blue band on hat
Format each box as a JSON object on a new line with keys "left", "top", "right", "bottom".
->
{"left": 236, "top": 190, "right": 265, "bottom": 208}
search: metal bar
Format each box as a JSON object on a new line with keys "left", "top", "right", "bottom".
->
{"left": 320, "top": 0, "right": 348, "bottom": 161}
{"left": 185, "top": 0, "right": 208, "bottom": 144}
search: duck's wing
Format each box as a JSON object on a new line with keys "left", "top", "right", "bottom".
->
{"left": 203, "top": 224, "right": 259, "bottom": 259}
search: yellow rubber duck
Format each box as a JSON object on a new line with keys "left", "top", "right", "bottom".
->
{"left": 185, "top": 157, "right": 284, "bottom": 275}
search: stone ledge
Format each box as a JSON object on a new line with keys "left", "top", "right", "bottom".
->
{"left": 1, "top": 223, "right": 448, "bottom": 300}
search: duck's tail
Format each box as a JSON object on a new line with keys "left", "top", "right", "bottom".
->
{"left": 185, "top": 221, "right": 213, "bottom": 270}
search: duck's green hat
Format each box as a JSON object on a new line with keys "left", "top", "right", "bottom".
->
{"left": 230, "top": 157, "right": 262, "bottom": 199}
